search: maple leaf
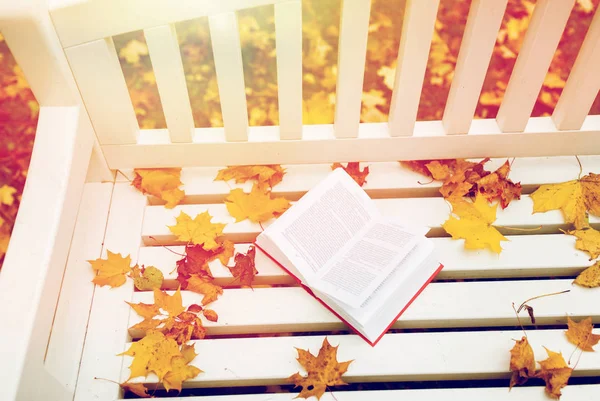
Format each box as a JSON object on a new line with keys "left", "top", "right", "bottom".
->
{"left": 574, "top": 261, "right": 600, "bottom": 288}
{"left": 476, "top": 160, "right": 522, "bottom": 208}
{"left": 132, "top": 168, "right": 185, "bottom": 209}
{"left": 119, "top": 330, "right": 181, "bottom": 381}
{"left": 132, "top": 265, "right": 164, "bottom": 291}
{"left": 168, "top": 211, "right": 226, "bottom": 250}
{"left": 154, "top": 288, "right": 185, "bottom": 317}
{"left": 203, "top": 309, "right": 218, "bottom": 322}
{"left": 176, "top": 238, "right": 235, "bottom": 283}
{"left": 163, "top": 343, "right": 202, "bottom": 393}
{"left": 531, "top": 173, "right": 600, "bottom": 230}
{"left": 399, "top": 160, "right": 435, "bottom": 178}
{"left": 442, "top": 195, "right": 508, "bottom": 253}
{"left": 288, "top": 337, "right": 353, "bottom": 400}
{"left": 126, "top": 302, "right": 161, "bottom": 320}
{"left": 509, "top": 336, "right": 535, "bottom": 389}
{"left": 88, "top": 251, "right": 134, "bottom": 288}
{"left": 120, "top": 382, "right": 151, "bottom": 398}
{"left": 225, "top": 186, "right": 290, "bottom": 223}
{"left": 215, "top": 164, "right": 285, "bottom": 190}
{"left": 226, "top": 246, "right": 258, "bottom": 287}
{"left": 331, "top": 162, "right": 369, "bottom": 187}
{"left": 565, "top": 228, "right": 600, "bottom": 260}
{"left": 535, "top": 348, "right": 573, "bottom": 399}
{"left": 163, "top": 311, "right": 206, "bottom": 344}
{"left": 186, "top": 274, "right": 223, "bottom": 305}
{"left": 565, "top": 316, "right": 600, "bottom": 351}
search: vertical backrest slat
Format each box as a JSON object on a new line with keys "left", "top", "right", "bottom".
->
{"left": 144, "top": 24, "right": 195, "bottom": 143}
{"left": 441, "top": 0, "right": 507, "bottom": 135}
{"left": 209, "top": 12, "right": 249, "bottom": 142}
{"left": 552, "top": 6, "right": 600, "bottom": 130}
{"left": 496, "top": 0, "right": 575, "bottom": 132}
{"left": 333, "top": 0, "right": 372, "bottom": 138}
{"left": 275, "top": 0, "right": 303, "bottom": 140}
{"left": 65, "top": 38, "right": 139, "bottom": 144}
{"left": 388, "top": 0, "right": 439, "bottom": 137}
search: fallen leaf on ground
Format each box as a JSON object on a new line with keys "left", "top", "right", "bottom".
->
{"left": 565, "top": 316, "right": 600, "bottom": 351}
{"left": 331, "top": 162, "right": 369, "bottom": 187}
{"left": 186, "top": 274, "right": 223, "bottom": 305}
{"left": 288, "top": 337, "right": 353, "bottom": 400}
{"left": 564, "top": 228, "right": 600, "bottom": 260}
{"left": 203, "top": 309, "right": 218, "bottom": 322}
{"left": 226, "top": 246, "right": 258, "bottom": 287}
{"left": 132, "top": 265, "right": 164, "bottom": 291}
{"left": 442, "top": 194, "right": 508, "bottom": 253}
{"left": 163, "top": 343, "right": 202, "bottom": 393}
{"left": 168, "top": 211, "right": 226, "bottom": 250}
{"left": 574, "top": 261, "right": 600, "bottom": 288}
{"left": 225, "top": 186, "right": 290, "bottom": 223}
{"left": 132, "top": 168, "right": 185, "bottom": 209}
{"left": 176, "top": 238, "right": 235, "bottom": 283}
{"left": 120, "top": 382, "right": 151, "bottom": 398}
{"left": 509, "top": 336, "right": 536, "bottom": 389}
{"left": 535, "top": 348, "right": 573, "bottom": 399}
{"left": 119, "top": 331, "right": 181, "bottom": 381}
{"left": 88, "top": 251, "right": 134, "bottom": 288}
{"left": 215, "top": 165, "right": 285, "bottom": 190}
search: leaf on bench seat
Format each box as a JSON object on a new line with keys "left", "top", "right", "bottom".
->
{"left": 225, "top": 186, "right": 290, "bottom": 223}
{"left": 168, "top": 211, "right": 226, "bottom": 250}
{"left": 132, "top": 168, "right": 185, "bottom": 209}
{"left": 565, "top": 316, "right": 600, "bottom": 352}
{"left": 331, "top": 162, "right": 369, "bottom": 187}
{"left": 215, "top": 164, "right": 285, "bottom": 191}
{"left": 509, "top": 336, "right": 535, "bottom": 389}
{"left": 88, "top": 251, "right": 134, "bottom": 288}
{"left": 132, "top": 265, "right": 164, "bottom": 291}
{"left": 574, "top": 261, "right": 600, "bottom": 288}
{"left": 535, "top": 348, "right": 573, "bottom": 400}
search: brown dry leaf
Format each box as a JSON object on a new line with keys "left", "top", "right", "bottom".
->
{"left": 565, "top": 228, "right": 600, "bottom": 260}
{"left": 163, "top": 343, "right": 202, "bottom": 393}
{"left": 509, "top": 336, "right": 536, "bottom": 389}
{"left": 574, "top": 261, "right": 600, "bottom": 288}
{"left": 186, "top": 274, "right": 223, "bottom": 305}
{"left": 225, "top": 186, "right": 290, "bottom": 223}
{"left": 536, "top": 348, "right": 573, "bottom": 399}
{"left": 132, "top": 265, "right": 164, "bottom": 291}
{"left": 288, "top": 337, "right": 353, "bottom": 400}
{"left": 120, "top": 382, "right": 151, "bottom": 398}
{"left": 226, "top": 246, "right": 258, "bottom": 287}
{"left": 119, "top": 331, "right": 181, "bottom": 381}
{"left": 132, "top": 168, "right": 185, "bottom": 209}
{"left": 163, "top": 312, "right": 206, "bottom": 345}
{"left": 442, "top": 195, "right": 508, "bottom": 253}
{"left": 476, "top": 160, "right": 522, "bottom": 209}
{"left": 399, "top": 160, "right": 434, "bottom": 178}
{"left": 215, "top": 165, "right": 285, "bottom": 190}
{"left": 331, "top": 162, "right": 369, "bottom": 187}
{"left": 203, "top": 309, "right": 218, "bottom": 322}
{"left": 88, "top": 251, "right": 134, "bottom": 288}
{"left": 168, "top": 211, "right": 226, "bottom": 250}
{"left": 176, "top": 238, "right": 235, "bottom": 283}
{"left": 565, "top": 316, "right": 600, "bottom": 351}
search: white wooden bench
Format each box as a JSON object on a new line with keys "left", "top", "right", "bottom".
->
{"left": 1, "top": 0, "right": 600, "bottom": 400}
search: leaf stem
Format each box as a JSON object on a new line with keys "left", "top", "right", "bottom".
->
{"left": 512, "top": 302, "right": 527, "bottom": 338}
{"left": 147, "top": 236, "right": 186, "bottom": 257}
{"left": 496, "top": 225, "right": 542, "bottom": 232}
{"left": 516, "top": 290, "right": 570, "bottom": 313}
{"left": 576, "top": 155, "right": 583, "bottom": 180}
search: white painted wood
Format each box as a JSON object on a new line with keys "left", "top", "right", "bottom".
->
{"left": 553, "top": 5, "right": 600, "bottom": 130}
{"left": 388, "top": 0, "right": 439, "bottom": 136}
{"left": 74, "top": 184, "right": 146, "bottom": 401}
{"left": 209, "top": 12, "right": 249, "bottom": 142}
{"left": 334, "top": 0, "right": 371, "bottom": 138}
{"left": 497, "top": 0, "right": 575, "bottom": 133}
{"left": 442, "top": 0, "right": 508, "bottom": 135}
{"left": 0, "top": 106, "right": 95, "bottom": 401}
{"left": 49, "top": 0, "right": 294, "bottom": 48}
{"left": 45, "top": 183, "right": 113, "bottom": 395}
{"left": 274, "top": 0, "right": 302, "bottom": 139}
{"left": 102, "top": 116, "right": 600, "bottom": 167}
{"left": 65, "top": 37, "right": 139, "bottom": 145}
{"left": 122, "top": 329, "right": 600, "bottom": 385}
{"left": 86, "top": 139, "right": 114, "bottom": 183}
{"left": 144, "top": 24, "right": 195, "bottom": 143}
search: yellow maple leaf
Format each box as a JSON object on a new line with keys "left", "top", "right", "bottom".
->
{"left": 225, "top": 186, "right": 290, "bottom": 223}
{"left": 288, "top": 337, "right": 353, "bottom": 400}
{"left": 214, "top": 164, "right": 285, "bottom": 190}
{"left": 565, "top": 228, "right": 600, "bottom": 260}
{"left": 565, "top": 316, "right": 600, "bottom": 352}
{"left": 119, "top": 330, "right": 180, "bottom": 381}
{"left": 442, "top": 195, "right": 508, "bottom": 253}
{"left": 168, "top": 211, "right": 226, "bottom": 250}
{"left": 509, "top": 336, "right": 536, "bottom": 389}
{"left": 132, "top": 168, "right": 185, "bottom": 209}
{"left": 119, "top": 39, "right": 149, "bottom": 64}
{"left": 574, "top": 261, "right": 600, "bottom": 288}
{"left": 186, "top": 274, "right": 223, "bottom": 305}
{"left": 126, "top": 301, "right": 161, "bottom": 320}
{"left": 535, "top": 348, "right": 573, "bottom": 399}
{"left": 153, "top": 287, "right": 185, "bottom": 317}
{"left": 163, "top": 343, "right": 202, "bottom": 393}
{"left": 88, "top": 251, "right": 134, "bottom": 288}
{"left": 0, "top": 185, "right": 17, "bottom": 206}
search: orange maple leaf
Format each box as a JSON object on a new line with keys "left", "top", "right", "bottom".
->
{"left": 565, "top": 316, "right": 600, "bottom": 351}
{"left": 120, "top": 382, "right": 151, "bottom": 398}
{"left": 176, "top": 238, "right": 235, "bottom": 284}
{"left": 509, "top": 336, "right": 536, "bottom": 389}
{"left": 476, "top": 160, "right": 522, "bottom": 208}
{"left": 288, "top": 337, "right": 353, "bottom": 400}
{"left": 215, "top": 164, "right": 285, "bottom": 190}
{"left": 132, "top": 168, "right": 185, "bottom": 209}
{"left": 168, "top": 211, "right": 226, "bottom": 250}
{"left": 535, "top": 348, "right": 573, "bottom": 399}
{"left": 226, "top": 246, "right": 258, "bottom": 287}
{"left": 88, "top": 251, "right": 134, "bottom": 288}
{"left": 186, "top": 274, "right": 223, "bottom": 305}
{"left": 225, "top": 186, "right": 290, "bottom": 223}
{"left": 163, "top": 343, "right": 202, "bottom": 393}
{"left": 331, "top": 162, "right": 369, "bottom": 187}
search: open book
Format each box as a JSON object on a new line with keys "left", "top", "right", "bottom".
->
{"left": 255, "top": 168, "right": 443, "bottom": 346}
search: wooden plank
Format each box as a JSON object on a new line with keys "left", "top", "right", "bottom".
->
{"left": 65, "top": 38, "right": 139, "bottom": 144}
{"left": 144, "top": 24, "right": 194, "bottom": 143}
{"left": 122, "top": 329, "right": 600, "bottom": 386}
{"left": 74, "top": 184, "right": 147, "bottom": 401}
{"left": 101, "top": 116, "right": 600, "bottom": 168}
{"left": 442, "top": 0, "right": 508, "bottom": 135}
{"left": 129, "top": 279, "right": 595, "bottom": 336}
{"left": 140, "top": 195, "right": 600, "bottom": 245}
{"left": 274, "top": 0, "right": 302, "bottom": 140}
{"left": 496, "top": 0, "right": 575, "bottom": 133}
{"left": 388, "top": 0, "right": 439, "bottom": 136}
{"left": 45, "top": 183, "right": 112, "bottom": 396}
{"left": 553, "top": 5, "right": 600, "bottom": 130}
{"left": 209, "top": 12, "right": 248, "bottom": 142}
{"left": 333, "top": 0, "right": 371, "bottom": 138}
{"left": 139, "top": 234, "right": 591, "bottom": 287}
